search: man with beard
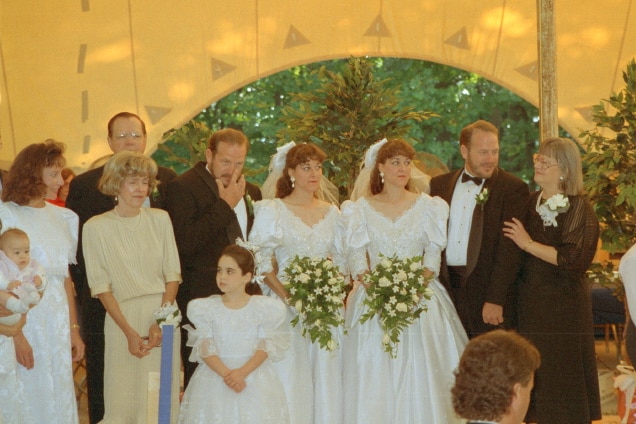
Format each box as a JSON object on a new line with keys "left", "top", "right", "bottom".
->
{"left": 430, "top": 120, "right": 529, "bottom": 337}
{"left": 165, "top": 128, "right": 262, "bottom": 388}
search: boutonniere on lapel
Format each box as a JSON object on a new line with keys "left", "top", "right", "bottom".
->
{"left": 245, "top": 193, "right": 254, "bottom": 216}
{"left": 151, "top": 186, "right": 160, "bottom": 202}
{"left": 536, "top": 192, "right": 570, "bottom": 227}
{"left": 475, "top": 188, "right": 489, "bottom": 210}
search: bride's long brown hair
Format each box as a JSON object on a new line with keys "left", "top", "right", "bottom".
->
{"left": 276, "top": 143, "right": 327, "bottom": 198}
{"left": 370, "top": 139, "right": 415, "bottom": 195}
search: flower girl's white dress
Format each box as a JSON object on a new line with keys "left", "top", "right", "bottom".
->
{"left": 249, "top": 198, "right": 344, "bottom": 424}
{"left": 178, "top": 295, "right": 290, "bottom": 424}
{"left": 338, "top": 194, "right": 468, "bottom": 424}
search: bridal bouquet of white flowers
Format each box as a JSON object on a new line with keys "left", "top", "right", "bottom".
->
{"left": 282, "top": 256, "right": 347, "bottom": 351}
{"left": 360, "top": 254, "right": 433, "bottom": 358}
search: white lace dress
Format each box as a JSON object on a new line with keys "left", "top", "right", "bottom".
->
{"left": 178, "top": 295, "right": 290, "bottom": 424}
{"left": 338, "top": 194, "right": 468, "bottom": 424}
{"left": 249, "top": 198, "right": 344, "bottom": 424}
{"left": 0, "top": 202, "right": 79, "bottom": 424}
{"left": 0, "top": 336, "right": 32, "bottom": 423}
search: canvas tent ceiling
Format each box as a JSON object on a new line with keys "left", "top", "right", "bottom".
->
{"left": 0, "top": 0, "right": 634, "bottom": 172}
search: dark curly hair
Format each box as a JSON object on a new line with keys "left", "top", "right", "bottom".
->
{"left": 2, "top": 140, "right": 66, "bottom": 205}
{"left": 370, "top": 139, "right": 415, "bottom": 195}
{"left": 451, "top": 330, "right": 540, "bottom": 421}
{"left": 276, "top": 143, "right": 326, "bottom": 198}
{"left": 220, "top": 244, "right": 262, "bottom": 295}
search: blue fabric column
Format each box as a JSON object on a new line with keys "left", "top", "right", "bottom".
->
{"left": 158, "top": 325, "right": 174, "bottom": 424}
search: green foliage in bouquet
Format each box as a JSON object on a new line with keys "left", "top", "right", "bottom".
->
{"left": 283, "top": 256, "right": 347, "bottom": 351}
{"left": 360, "top": 254, "right": 433, "bottom": 358}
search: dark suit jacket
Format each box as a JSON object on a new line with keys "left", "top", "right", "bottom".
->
{"left": 67, "top": 164, "right": 177, "bottom": 301}
{"left": 165, "top": 161, "right": 262, "bottom": 307}
{"left": 430, "top": 167, "right": 529, "bottom": 334}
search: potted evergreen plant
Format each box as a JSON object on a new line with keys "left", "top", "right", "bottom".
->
{"left": 581, "top": 59, "right": 636, "bottom": 298}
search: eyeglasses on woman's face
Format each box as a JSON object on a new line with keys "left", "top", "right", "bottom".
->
{"left": 532, "top": 153, "right": 560, "bottom": 170}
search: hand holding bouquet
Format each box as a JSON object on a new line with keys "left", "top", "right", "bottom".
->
{"left": 360, "top": 254, "right": 433, "bottom": 357}
{"left": 283, "top": 256, "right": 347, "bottom": 351}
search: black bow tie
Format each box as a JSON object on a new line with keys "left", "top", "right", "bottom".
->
{"left": 461, "top": 173, "right": 484, "bottom": 185}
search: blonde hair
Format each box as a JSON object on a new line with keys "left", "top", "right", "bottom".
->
{"left": 98, "top": 151, "right": 158, "bottom": 196}
{"left": 538, "top": 137, "right": 584, "bottom": 195}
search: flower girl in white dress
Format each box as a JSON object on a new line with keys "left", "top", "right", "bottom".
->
{"left": 178, "top": 244, "right": 290, "bottom": 424}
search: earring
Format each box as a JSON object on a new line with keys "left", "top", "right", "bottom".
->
{"left": 559, "top": 176, "right": 564, "bottom": 181}
{"left": 290, "top": 176, "right": 295, "bottom": 188}
{"left": 380, "top": 171, "right": 385, "bottom": 184}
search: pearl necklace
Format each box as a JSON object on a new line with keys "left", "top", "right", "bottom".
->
{"left": 113, "top": 207, "right": 142, "bottom": 232}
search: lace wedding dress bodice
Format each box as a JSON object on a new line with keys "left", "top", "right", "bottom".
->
{"left": 250, "top": 198, "right": 340, "bottom": 278}
{"left": 339, "top": 194, "right": 448, "bottom": 277}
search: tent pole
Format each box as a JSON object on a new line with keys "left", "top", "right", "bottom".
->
{"left": 537, "top": 0, "right": 558, "bottom": 141}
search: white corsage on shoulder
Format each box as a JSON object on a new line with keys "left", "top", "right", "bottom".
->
{"left": 536, "top": 192, "right": 570, "bottom": 227}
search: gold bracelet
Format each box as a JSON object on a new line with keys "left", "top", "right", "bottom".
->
{"left": 523, "top": 240, "right": 534, "bottom": 251}
{"left": 70, "top": 324, "right": 80, "bottom": 330}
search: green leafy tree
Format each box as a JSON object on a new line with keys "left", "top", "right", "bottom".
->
{"left": 154, "top": 57, "right": 560, "bottom": 189}
{"left": 277, "top": 57, "right": 436, "bottom": 198}
{"left": 152, "top": 120, "right": 212, "bottom": 175}
{"left": 581, "top": 58, "right": 636, "bottom": 254}
{"left": 154, "top": 62, "right": 340, "bottom": 183}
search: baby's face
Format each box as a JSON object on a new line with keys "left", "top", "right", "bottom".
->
{"left": 3, "top": 236, "right": 30, "bottom": 270}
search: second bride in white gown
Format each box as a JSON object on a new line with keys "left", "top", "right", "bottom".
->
{"left": 249, "top": 142, "right": 344, "bottom": 424}
{"left": 339, "top": 138, "right": 468, "bottom": 424}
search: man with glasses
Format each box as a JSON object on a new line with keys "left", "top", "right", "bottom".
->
{"left": 430, "top": 120, "right": 529, "bottom": 337}
{"left": 67, "top": 111, "right": 176, "bottom": 424}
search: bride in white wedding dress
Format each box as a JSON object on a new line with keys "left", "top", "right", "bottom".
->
{"left": 338, "top": 138, "right": 468, "bottom": 424}
{"left": 249, "top": 142, "right": 344, "bottom": 424}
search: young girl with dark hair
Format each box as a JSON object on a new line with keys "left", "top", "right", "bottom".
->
{"left": 179, "top": 244, "right": 290, "bottom": 423}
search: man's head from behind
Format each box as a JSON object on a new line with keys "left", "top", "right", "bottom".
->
{"left": 107, "top": 112, "right": 147, "bottom": 154}
{"left": 452, "top": 330, "right": 540, "bottom": 424}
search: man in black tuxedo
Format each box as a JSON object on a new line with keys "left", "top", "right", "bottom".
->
{"left": 165, "top": 128, "right": 261, "bottom": 387}
{"left": 66, "top": 112, "right": 176, "bottom": 424}
{"left": 430, "top": 120, "right": 528, "bottom": 338}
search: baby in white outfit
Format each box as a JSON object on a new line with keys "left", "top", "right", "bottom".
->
{"left": 0, "top": 228, "right": 45, "bottom": 325}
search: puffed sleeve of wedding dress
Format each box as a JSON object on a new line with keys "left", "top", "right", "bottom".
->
{"left": 254, "top": 296, "right": 290, "bottom": 362}
{"left": 185, "top": 297, "right": 219, "bottom": 362}
{"left": 421, "top": 194, "right": 449, "bottom": 277}
{"left": 248, "top": 199, "right": 283, "bottom": 275}
{"left": 339, "top": 200, "right": 370, "bottom": 278}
